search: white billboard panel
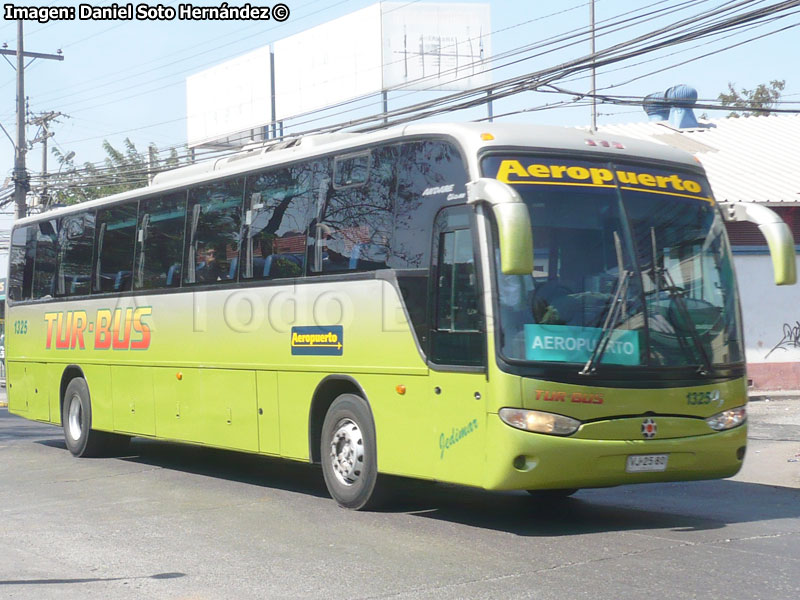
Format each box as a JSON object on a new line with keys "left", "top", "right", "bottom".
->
{"left": 186, "top": 46, "right": 272, "bottom": 148}
{"left": 273, "top": 4, "right": 384, "bottom": 122}
{"left": 381, "top": 2, "right": 491, "bottom": 91}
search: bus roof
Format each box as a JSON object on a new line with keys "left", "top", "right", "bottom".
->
{"left": 15, "top": 122, "right": 700, "bottom": 226}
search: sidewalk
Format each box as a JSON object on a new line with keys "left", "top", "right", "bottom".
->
{"left": 748, "top": 390, "right": 800, "bottom": 402}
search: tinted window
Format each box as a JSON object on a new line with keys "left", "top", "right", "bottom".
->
{"left": 8, "top": 226, "right": 35, "bottom": 301}
{"left": 135, "top": 192, "right": 187, "bottom": 290}
{"left": 241, "top": 160, "right": 320, "bottom": 280}
{"left": 185, "top": 178, "right": 243, "bottom": 285}
{"left": 57, "top": 212, "right": 96, "bottom": 297}
{"left": 315, "top": 140, "right": 467, "bottom": 274}
{"left": 392, "top": 140, "right": 468, "bottom": 269}
{"left": 32, "top": 219, "right": 58, "bottom": 300}
{"left": 94, "top": 203, "right": 137, "bottom": 293}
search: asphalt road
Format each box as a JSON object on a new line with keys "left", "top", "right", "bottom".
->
{"left": 1, "top": 393, "right": 799, "bottom": 600}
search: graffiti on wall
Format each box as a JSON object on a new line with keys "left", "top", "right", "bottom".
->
{"left": 766, "top": 321, "right": 800, "bottom": 359}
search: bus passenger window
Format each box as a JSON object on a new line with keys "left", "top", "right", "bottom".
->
{"left": 242, "top": 160, "right": 318, "bottom": 280}
{"left": 8, "top": 226, "right": 35, "bottom": 301}
{"left": 57, "top": 212, "right": 96, "bottom": 297}
{"left": 319, "top": 147, "right": 392, "bottom": 273}
{"left": 185, "top": 178, "right": 244, "bottom": 285}
{"left": 32, "top": 220, "right": 58, "bottom": 299}
{"left": 134, "top": 192, "right": 187, "bottom": 290}
{"left": 94, "top": 203, "right": 137, "bottom": 293}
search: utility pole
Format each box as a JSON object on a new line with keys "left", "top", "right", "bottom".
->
{"left": 29, "top": 111, "right": 64, "bottom": 210}
{"left": 590, "top": 0, "right": 597, "bottom": 132}
{"left": 0, "top": 20, "right": 64, "bottom": 219}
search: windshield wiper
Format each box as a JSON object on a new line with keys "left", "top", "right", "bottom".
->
{"left": 649, "top": 227, "right": 712, "bottom": 376}
{"left": 580, "top": 232, "right": 630, "bottom": 376}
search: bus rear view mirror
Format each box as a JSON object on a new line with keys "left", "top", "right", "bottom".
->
{"left": 721, "top": 202, "right": 797, "bottom": 285}
{"left": 467, "top": 178, "right": 534, "bottom": 275}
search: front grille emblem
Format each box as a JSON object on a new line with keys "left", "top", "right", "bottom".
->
{"left": 642, "top": 418, "right": 657, "bottom": 439}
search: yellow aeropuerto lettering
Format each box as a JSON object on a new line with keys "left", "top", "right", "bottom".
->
{"left": 566, "top": 166, "right": 590, "bottom": 180}
{"left": 527, "top": 164, "right": 550, "bottom": 178}
{"left": 550, "top": 165, "right": 568, "bottom": 179}
{"left": 669, "top": 174, "right": 685, "bottom": 191}
{"left": 656, "top": 175, "right": 671, "bottom": 188}
{"left": 638, "top": 173, "right": 656, "bottom": 187}
{"left": 684, "top": 180, "right": 702, "bottom": 193}
{"left": 616, "top": 171, "right": 637, "bottom": 185}
{"left": 495, "top": 160, "right": 529, "bottom": 182}
{"left": 590, "top": 168, "right": 614, "bottom": 185}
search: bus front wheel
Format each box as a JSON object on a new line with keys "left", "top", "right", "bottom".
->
{"left": 62, "top": 377, "right": 129, "bottom": 458}
{"left": 321, "top": 394, "right": 382, "bottom": 510}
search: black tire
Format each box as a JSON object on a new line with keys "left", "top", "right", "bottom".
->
{"left": 321, "top": 394, "right": 382, "bottom": 510}
{"left": 62, "top": 377, "right": 129, "bottom": 458}
{"left": 526, "top": 488, "right": 579, "bottom": 500}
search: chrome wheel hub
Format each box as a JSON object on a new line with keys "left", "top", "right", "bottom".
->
{"left": 329, "top": 418, "right": 364, "bottom": 486}
{"left": 67, "top": 394, "right": 82, "bottom": 441}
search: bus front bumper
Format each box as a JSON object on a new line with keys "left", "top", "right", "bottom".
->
{"left": 483, "top": 415, "right": 747, "bottom": 491}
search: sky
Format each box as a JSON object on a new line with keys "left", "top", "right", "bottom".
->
{"left": 0, "top": 0, "right": 798, "bottom": 220}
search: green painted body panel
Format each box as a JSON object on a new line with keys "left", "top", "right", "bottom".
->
{"left": 112, "top": 367, "right": 155, "bottom": 435}
{"left": 256, "top": 371, "right": 280, "bottom": 456}
{"left": 82, "top": 364, "right": 113, "bottom": 431}
{"left": 6, "top": 275, "right": 748, "bottom": 492}
{"left": 6, "top": 362, "right": 49, "bottom": 420}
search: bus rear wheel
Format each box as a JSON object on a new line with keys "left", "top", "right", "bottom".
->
{"left": 62, "top": 377, "right": 129, "bottom": 458}
{"left": 321, "top": 394, "right": 382, "bottom": 510}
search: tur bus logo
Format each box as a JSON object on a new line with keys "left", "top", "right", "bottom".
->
{"left": 44, "top": 307, "right": 152, "bottom": 351}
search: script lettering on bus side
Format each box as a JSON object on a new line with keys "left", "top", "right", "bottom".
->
{"left": 43, "top": 307, "right": 152, "bottom": 351}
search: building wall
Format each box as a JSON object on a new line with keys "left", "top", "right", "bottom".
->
{"left": 734, "top": 252, "right": 800, "bottom": 391}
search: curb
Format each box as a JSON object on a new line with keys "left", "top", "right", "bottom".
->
{"left": 748, "top": 391, "right": 800, "bottom": 402}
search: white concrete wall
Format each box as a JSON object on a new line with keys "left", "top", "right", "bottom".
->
{"left": 734, "top": 253, "right": 800, "bottom": 364}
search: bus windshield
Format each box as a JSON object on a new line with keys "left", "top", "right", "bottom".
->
{"left": 482, "top": 155, "right": 744, "bottom": 371}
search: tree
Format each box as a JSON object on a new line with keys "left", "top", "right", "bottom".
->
{"left": 47, "top": 138, "right": 185, "bottom": 207}
{"left": 718, "top": 79, "right": 785, "bottom": 118}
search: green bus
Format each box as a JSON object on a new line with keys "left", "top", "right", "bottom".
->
{"left": 5, "top": 123, "right": 795, "bottom": 509}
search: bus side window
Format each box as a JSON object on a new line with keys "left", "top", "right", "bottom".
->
{"left": 319, "top": 147, "right": 392, "bottom": 273}
{"left": 94, "top": 202, "right": 137, "bottom": 293}
{"left": 135, "top": 192, "right": 187, "bottom": 290}
{"left": 429, "top": 207, "right": 484, "bottom": 367}
{"left": 184, "top": 178, "right": 244, "bottom": 285}
{"left": 8, "top": 226, "right": 36, "bottom": 301}
{"left": 32, "top": 220, "right": 59, "bottom": 300}
{"left": 57, "top": 212, "right": 96, "bottom": 297}
{"left": 242, "top": 160, "right": 319, "bottom": 280}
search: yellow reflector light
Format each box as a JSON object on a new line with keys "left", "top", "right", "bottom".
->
{"left": 480, "top": 133, "right": 495, "bottom": 141}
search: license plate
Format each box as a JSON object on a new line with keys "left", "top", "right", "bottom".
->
{"left": 626, "top": 454, "right": 669, "bottom": 473}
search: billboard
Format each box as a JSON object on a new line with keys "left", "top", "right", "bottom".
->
{"left": 187, "top": 3, "right": 492, "bottom": 143}
{"left": 381, "top": 2, "right": 491, "bottom": 92}
{"left": 273, "top": 2, "right": 490, "bottom": 121}
{"left": 186, "top": 46, "right": 273, "bottom": 148}
{"left": 273, "top": 3, "right": 383, "bottom": 122}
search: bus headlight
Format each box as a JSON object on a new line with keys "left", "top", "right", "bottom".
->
{"left": 499, "top": 408, "right": 581, "bottom": 436}
{"left": 705, "top": 406, "right": 747, "bottom": 431}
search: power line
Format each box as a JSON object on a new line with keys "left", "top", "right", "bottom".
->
{"left": 29, "top": 0, "right": 800, "bottom": 190}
